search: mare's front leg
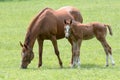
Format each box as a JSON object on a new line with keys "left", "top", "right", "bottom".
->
{"left": 37, "top": 38, "right": 44, "bottom": 67}
{"left": 51, "top": 35, "right": 63, "bottom": 68}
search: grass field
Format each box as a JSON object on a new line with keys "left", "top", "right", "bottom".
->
{"left": 0, "top": 0, "right": 120, "bottom": 80}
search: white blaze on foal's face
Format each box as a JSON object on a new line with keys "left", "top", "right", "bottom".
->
{"left": 64, "top": 25, "right": 71, "bottom": 38}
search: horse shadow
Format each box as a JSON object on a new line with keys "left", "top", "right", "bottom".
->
{"left": 80, "top": 63, "right": 105, "bottom": 69}
{"left": 27, "top": 64, "right": 106, "bottom": 70}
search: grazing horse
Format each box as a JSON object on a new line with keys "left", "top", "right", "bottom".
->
{"left": 20, "top": 6, "right": 83, "bottom": 69}
{"left": 64, "top": 19, "right": 115, "bottom": 68}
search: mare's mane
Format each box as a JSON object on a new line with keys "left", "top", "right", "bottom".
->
{"left": 24, "top": 7, "right": 52, "bottom": 45}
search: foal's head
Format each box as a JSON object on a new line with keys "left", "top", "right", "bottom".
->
{"left": 64, "top": 19, "right": 72, "bottom": 38}
{"left": 20, "top": 42, "right": 34, "bottom": 69}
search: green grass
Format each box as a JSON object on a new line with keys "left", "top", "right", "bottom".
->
{"left": 0, "top": 0, "right": 120, "bottom": 80}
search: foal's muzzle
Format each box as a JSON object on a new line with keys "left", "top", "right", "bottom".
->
{"left": 65, "top": 32, "right": 70, "bottom": 39}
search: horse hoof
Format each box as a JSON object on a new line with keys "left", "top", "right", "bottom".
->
{"left": 105, "top": 64, "right": 109, "bottom": 67}
{"left": 70, "top": 64, "right": 75, "bottom": 68}
{"left": 60, "top": 65, "right": 63, "bottom": 68}
{"left": 77, "top": 66, "right": 80, "bottom": 68}
{"left": 112, "top": 63, "right": 115, "bottom": 66}
{"left": 38, "top": 64, "right": 42, "bottom": 68}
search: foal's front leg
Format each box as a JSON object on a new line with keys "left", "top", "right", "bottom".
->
{"left": 71, "top": 41, "right": 77, "bottom": 68}
{"left": 71, "top": 39, "right": 82, "bottom": 68}
{"left": 76, "top": 39, "right": 82, "bottom": 68}
{"left": 51, "top": 36, "right": 63, "bottom": 68}
{"left": 68, "top": 38, "right": 74, "bottom": 67}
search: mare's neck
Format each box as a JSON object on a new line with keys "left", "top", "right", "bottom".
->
{"left": 24, "top": 29, "right": 38, "bottom": 49}
{"left": 24, "top": 20, "right": 42, "bottom": 49}
{"left": 23, "top": 8, "right": 49, "bottom": 49}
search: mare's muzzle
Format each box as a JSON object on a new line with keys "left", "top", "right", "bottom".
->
{"left": 20, "top": 62, "right": 29, "bottom": 69}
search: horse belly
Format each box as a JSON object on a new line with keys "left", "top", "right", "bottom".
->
{"left": 83, "top": 32, "right": 94, "bottom": 40}
{"left": 39, "top": 25, "right": 57, "bottom": 39}
{"left": 83, "top": 35, "right": 94, "bottom": 40}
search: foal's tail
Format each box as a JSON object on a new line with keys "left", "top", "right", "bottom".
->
{"left": 105, "top": 24, "right": 113, "bottom": 36}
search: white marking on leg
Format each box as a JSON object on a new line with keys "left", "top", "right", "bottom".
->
{"left": 76, "top": 41, "right": 80, "bottom": 68}
{"left": 77, "top": 57, "right": 80, "bottom": 68}
{"left": 105, "top": 55, "right": 109, "bottom": 67}
{"left": 109, "top": 54, "right": 115, "bottom": 65}
{"left": 71, "top": 41, "right": 77, "bottom": 68}
{"left": 74, "top": 56, "right": 77, "bottom": 66}
{"left": 71, "top": 56, "right": 76, "bottom": 68}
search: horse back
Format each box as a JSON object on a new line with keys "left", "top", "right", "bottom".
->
{"left": 54, "top": 6, "right": 83, "bottom": 39}
{"left": 38, "top": 9, "right": 58, "bottom": 38}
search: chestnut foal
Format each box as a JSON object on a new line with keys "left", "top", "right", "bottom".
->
{"left": 64, "top": 19, "right": 115, "bottom": 68}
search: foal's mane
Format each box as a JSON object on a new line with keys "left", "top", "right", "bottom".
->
{"left": 25, "top": 7, "right": 52, "bottom": 45}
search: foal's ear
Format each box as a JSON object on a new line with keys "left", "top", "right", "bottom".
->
{"left": 20, "top": 42, "right": 23, "bottom": 47}
{"left": 64, "top": 19, "right": 67, "bottom": 24}
{"left": 70, "top": 19, "right": 72, "bottom": 24}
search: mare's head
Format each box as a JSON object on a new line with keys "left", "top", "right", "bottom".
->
{"left": 20, "top": 42, "right": 34, "bottom": 69}
{"left": 64, "top": 19, "right": 72, "bottom": 38}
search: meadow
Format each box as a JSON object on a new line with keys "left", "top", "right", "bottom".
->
{"left": 0, "top": 0, "right": 120, "bottom": 80}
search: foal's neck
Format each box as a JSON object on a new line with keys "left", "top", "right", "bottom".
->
{"left": 71, "top": 22, "right": 79, "bottom": 32}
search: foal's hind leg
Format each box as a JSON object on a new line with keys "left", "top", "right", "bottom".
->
{"left": 106, "top": 43, "right": 115, "bottom": 66}
{"left": 51, "top": 36, "right": 63, "bottom": 68}
{"left": 97, "top": 37, "right": 115, "bottom": 66}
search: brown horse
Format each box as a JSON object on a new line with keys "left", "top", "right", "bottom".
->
{"left": 64, "top": 19, "right": 115, "bottom": 68}
{"left": 20, "top": 6, "right": 83, "bottom": 69}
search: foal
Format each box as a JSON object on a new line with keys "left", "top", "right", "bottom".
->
{"left": 64, "top": 19, "right": 115, "bottom": 68}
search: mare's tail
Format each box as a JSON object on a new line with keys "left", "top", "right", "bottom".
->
{"left": 105, "top": 24, "right": 113, "bottom": 36}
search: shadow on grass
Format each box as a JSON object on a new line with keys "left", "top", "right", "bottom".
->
{"left": 0, "top": 0, "right": 29, "bottom": 2}
{"left": 20, "top": 63, "right": 116, "bottom": 70}
{"left": 24, "top": 64, "right": 108, "bottom": 70}
{"left": 80, "top": 63, "right": 105, "bottom": 69}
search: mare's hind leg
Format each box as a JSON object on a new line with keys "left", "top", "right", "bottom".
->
{"left": 97, "top": 37, "right": 115, "bottom": 66}
{"left": 37, "top": 38, "right": 44, "bottom": 67}
{"left": 51, "top": 36, "right": 63, "bottom": 68}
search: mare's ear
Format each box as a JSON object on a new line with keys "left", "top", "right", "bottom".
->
{"left": 70, "top": 19, "right": 72, "bottom": 24}
{"left": 20, "top": 42, "right": 23, "bottom": 47}
{"left": 24, "top": 44, "right": 28, "bottom": 49}
{"left": 64, "top": 19, "right": 66, "bottom": 24}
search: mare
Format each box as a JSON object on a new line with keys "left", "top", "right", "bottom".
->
{"left": 20, "top": 6, "right": 83, "bottom": 69}
{"left": 64, "top": 19, "right": 115, "bottom": 68}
